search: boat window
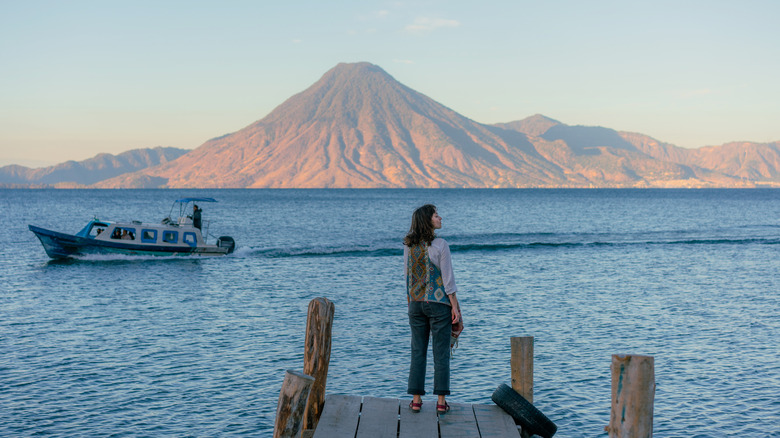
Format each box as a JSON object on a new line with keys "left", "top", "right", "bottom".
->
{"left": 162, "top": 230, "right": 178, "bottom": 243}
{"left": 142, "top": 229, "right": 157, "bottom": 243}
{"left": 90, "top": 225, "right": 107, "bottom": 238}
{"left": 111, "top": 227, "right": 136, "bottom": 240}
{"left": 183, "top": 232, "right": 197, "bottom": 246}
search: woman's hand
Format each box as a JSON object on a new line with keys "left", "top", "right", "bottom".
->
{"left": 448, "top": 292, "right": 460, "bottom": 323}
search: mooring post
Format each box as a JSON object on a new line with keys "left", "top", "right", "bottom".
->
{"left": 510, "top": 336, "right": 535, "bottom": 437}
{"left": 510, "top": 336, "right": 534, "bottom": 403}
{"left": 607, "top": 354, "right": 655, "bottom": 438}
{"left": 301, "top": 297, "right": 335, "bottom": 433}
{"left": 273, "top": 369, "right": 316, "bottom": 438}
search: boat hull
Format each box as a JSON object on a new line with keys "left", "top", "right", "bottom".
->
{"left": 29, "top": 225, "right": 230, "bottom": 259}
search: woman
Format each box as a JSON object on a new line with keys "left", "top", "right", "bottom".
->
{"left": 404, "top": 204, "right": 460, "bottom": 414}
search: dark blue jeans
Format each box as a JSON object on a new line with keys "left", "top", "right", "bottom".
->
{"left": 407, "top": 301, "right": 452, "bottom": 396}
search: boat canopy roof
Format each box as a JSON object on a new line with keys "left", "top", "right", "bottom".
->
{"left": 176, "top": 197, "right": 218, "bottom": 203}
{"left": 167, "top": 198, "right": 218, "bottom": 225}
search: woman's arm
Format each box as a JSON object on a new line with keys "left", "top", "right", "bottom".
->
{"left": 433, "top": 240, "right": 458, "bottom": 295}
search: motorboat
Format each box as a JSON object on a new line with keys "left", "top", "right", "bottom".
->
{"left": 29, "top": 197, "right": 236, "bottom": 259}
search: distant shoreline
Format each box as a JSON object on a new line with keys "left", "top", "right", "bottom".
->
{"left": 3, "top": 185, "right": 780, "bottom": 190}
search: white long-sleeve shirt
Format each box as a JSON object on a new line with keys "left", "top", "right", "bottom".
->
{"left": 404, "top": 237, "right": 458, "bottom": 295}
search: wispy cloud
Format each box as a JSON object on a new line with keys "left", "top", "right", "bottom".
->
{"left": 403, "top": 17, "right": 460, "bottom": 34}
{"left": 356, "top": 9, "right": 391, "bottom": 21}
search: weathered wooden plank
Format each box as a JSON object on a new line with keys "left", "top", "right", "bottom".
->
{"left": 399, "top": 399, "right": 439, "bottom": 438}
{"left": 472, "top": 404, "right": 521, "bottom": 438}
{"left": 356, "top": 396, "right": 399, "bottom": 438}
{"left": 314, "top": 396, "right": 527, "bottom": 438}
{"left": 438, "top": 402, "right": 480, "bottom": 438}
{"left": 312, "top": 394, "right": 362, "bottom": 438}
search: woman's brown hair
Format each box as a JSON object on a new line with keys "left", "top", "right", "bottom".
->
{"left": 404, "top": 204, "right": 437, "bottom": 246}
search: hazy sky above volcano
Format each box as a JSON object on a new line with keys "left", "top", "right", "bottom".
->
{"left": 1, "top": 0, "right": 778, "bottom": 167}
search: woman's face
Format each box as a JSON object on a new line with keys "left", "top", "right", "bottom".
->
{"left": 431, "top": 211, "right": 442, "bottom": 229}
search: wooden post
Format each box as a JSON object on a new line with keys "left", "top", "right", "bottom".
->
{"left": 301, "top": 297, "right": 335, "bottom": 432}
{"left": 273, "top": 370, "right": 316, "bottom": 438}
{"left": 607, "top": 354, "right": 655, "bottom": 438}
{"left": 510, "top": 336, "right": 534, "bottom": 403}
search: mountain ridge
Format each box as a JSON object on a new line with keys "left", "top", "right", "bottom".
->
{"left": 7, "top": 62, "right": 779, "bottom": 188}
{"left": 0, "top": 147, "right": 189, "bottom": 187}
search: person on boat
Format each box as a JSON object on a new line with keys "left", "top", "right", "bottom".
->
{"left": 193, "top": 204, "right": 202, "bottom": 230}
{"left": 121, "top": 229, "right": 132, "bottom": 240}
{"left": 404, "top": 204, "right": 460, "bottom": 414}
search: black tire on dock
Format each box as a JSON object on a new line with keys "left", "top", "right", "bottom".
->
{"left": 491, "top": 384, "right": 557, "bottom": 438}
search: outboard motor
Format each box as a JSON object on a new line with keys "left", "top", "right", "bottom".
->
{"left": 217, "top": 236, "right": 236, "bottom": 254}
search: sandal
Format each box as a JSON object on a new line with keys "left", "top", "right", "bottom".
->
{"left": 436, "top": 402, "right": 450, "bottom": 414}
{"left": 409, "top": 400, "right": 422, "bottom": 413}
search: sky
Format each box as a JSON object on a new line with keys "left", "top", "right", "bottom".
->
{"left": 1, "top": 0, "right": 779, "bottom": 167}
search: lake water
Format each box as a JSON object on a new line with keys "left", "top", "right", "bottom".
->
{"left": 1, "top": 189, "right": 779, "bottom": 437}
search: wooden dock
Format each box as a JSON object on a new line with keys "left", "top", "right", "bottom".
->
{"left": 311, "top": 394, "right": 521, "bottom": 438}
{"left": 274, "top": 298, "right": 655, "bottom": 438}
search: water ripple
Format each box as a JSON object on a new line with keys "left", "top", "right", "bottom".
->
{"left": 3, "top": 188, "right": 780, "bottom": 436}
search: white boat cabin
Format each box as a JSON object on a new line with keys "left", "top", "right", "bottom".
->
{"left": 80, "top": 219, "right": 210, "bottom": 248}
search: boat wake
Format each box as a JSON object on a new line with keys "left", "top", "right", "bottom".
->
{"left": 237, "top": 229, "right": 780, "bottom": 259}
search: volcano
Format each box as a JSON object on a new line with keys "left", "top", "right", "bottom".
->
{"left": 96, "top": 62, "right": 775, "bottom": 188}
